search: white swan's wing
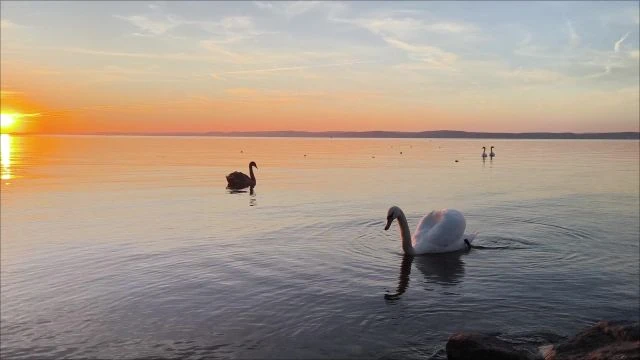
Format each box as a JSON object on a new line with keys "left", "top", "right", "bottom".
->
{"left": 414, "top": 209, "right": 467, "bottom": 254}
{"left": 429, "top": 209, "right": 466, "bottom": 246}
{"left": 412, "top": 210, "right": 442, "bottom": 243}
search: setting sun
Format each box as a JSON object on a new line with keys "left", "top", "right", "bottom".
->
{"left": 1, "top": 114, "right": 16, "bottom": 128}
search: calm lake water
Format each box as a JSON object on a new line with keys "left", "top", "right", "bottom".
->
{"left": 1, "top": 135, "right": 639, "bottom": 359}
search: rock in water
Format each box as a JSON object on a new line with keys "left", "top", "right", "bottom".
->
{"left": 446, "top": 320, "right": 639, "bottom": 360}
{"left": 551, "top": 320, "right": 639, "bottom": 360}
{"left": 446, "top": 333, "right": 540, "bottom": 360}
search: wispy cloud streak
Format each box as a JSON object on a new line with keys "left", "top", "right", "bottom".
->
{"left": 614, "top": 32, "right": 630, "bottom": 53}
{"left": 0, "top": 19, "right": 24, "bottom": 29}
{"left": 567, "top": 20, "right": 580, "bottom": 48}
{"left": 114, "top": 14, "right": 181, "bottom": 35}
{"left": 382, "top": 37, "right": 457, "bottom": 69}
{"left": 211, "top": 60, "right": 375, "bottom": 78}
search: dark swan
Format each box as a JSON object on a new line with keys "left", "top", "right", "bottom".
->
{"left": 226, "top": 161, "right": 258, "bottom": 189}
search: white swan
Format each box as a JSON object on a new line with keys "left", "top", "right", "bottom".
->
{"left": 384, "top": 206, "right": 477, "bottom": 255}
{"left": 490, "top": 146, "right": 495, "bottom": 158}
{"left": 482, "top": 146, "right": 488, "bottom": 158}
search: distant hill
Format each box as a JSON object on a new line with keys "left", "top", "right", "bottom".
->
{"left": 199, "top": 130, "right": 640, "bottom": 140}
{"left": 20, "top": 130, "right": 640, "bottom": 139}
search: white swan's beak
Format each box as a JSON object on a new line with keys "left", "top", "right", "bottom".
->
{"left": 384, "top": 219, "right": 392, "bottom": 231}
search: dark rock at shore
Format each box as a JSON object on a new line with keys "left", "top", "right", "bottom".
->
{"left": 447, "top": 320, "right": 639, "bottom": 360}
{"left": 446, "top": 332, "right": 541, "bottom": 360}
{"left": 549, "top": 320, "right": 639, "bottom": 360}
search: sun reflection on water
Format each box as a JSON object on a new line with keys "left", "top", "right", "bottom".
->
{"left": 1, "top": 134, "right": 12, "bottom": 181}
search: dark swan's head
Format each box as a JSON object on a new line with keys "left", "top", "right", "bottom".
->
{"left": 385, "top": 206, "right": 402, "bottom": 230}
{"left": 482, "top": 146, "right": 486, "bottom": 150}
{"left": 249, "top": 161, "right": 258, "bottom": 169}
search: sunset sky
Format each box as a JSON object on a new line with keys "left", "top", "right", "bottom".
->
{"left": 1, "top": 1, "right": 639, "bottom": 134}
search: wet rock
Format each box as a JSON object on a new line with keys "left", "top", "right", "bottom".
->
{"left": 446, "top": 321, "right": 639, "bottom": 360}
{"left": 550, "top": 320, "right": 639, "bottom": 360}
{"left": 446, "top": 332, "right": 541, "bottom": 360}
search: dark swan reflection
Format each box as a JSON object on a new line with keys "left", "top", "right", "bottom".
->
{"left": 249, "top": 187, "right": 257, "bottom": 207}
{"left": 226, "top": 186, "right": 254, "bottom": 195}
{"left": 384, "top": 251, "right": 467, "bottom": 300}
{"left": 226, "top": 186, "right": 257, "bottom": 206}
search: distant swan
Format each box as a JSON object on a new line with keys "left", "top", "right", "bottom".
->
{"left": 226, "top": 161, "right": 257, "bottom": 189}
{"left": 384, "top": 206, "right": 477, "bottom": 255}
{"left": 482, "top": 147, "right": 488, "bottom": 158}
{"left": 490, "top": 146, "right": 495, "bottom": 158}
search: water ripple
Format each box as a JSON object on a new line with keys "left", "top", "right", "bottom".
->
{"left": 2, "top": 138, "right": 638, "bottom": 359}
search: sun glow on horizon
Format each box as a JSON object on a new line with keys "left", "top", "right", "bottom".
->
{"left": 1, "top": 114, "right": 16, "bottom": 129}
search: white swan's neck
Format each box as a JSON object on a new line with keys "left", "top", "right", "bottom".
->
{"left": 395, "top": 210, "right": 415, "bottom": 255}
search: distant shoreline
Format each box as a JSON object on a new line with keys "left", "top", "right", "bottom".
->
{"left": 8, "top": 130, "right": 640, "bottom": 140}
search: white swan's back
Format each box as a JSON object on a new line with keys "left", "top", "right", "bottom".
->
{"left": 412, "top": 209, "right": 470, "bottom": 254}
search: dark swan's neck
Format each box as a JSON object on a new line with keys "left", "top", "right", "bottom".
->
{"left": 249, "top": 165, "right": 256, "bottom": 184}
{"left": 396, "top": 210, "right": 415, "bottom": 255}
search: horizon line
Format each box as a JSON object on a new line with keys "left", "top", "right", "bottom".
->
{"left": 4, "top": 129, "right": 639, "bottom": 140}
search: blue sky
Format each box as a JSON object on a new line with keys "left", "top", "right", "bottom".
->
{"left": 1, "top": 1, "right": 639, "bottom": 133}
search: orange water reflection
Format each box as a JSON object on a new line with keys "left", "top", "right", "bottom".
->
{"left": 1, "top": 134, "right": 11, "bottom": 181}
{"left": 1, "top": 136, "right": 639, "bottom": 199}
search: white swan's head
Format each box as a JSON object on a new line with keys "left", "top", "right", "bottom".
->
{"left": 385, "top": 206, "right": 402, "bottom": 230}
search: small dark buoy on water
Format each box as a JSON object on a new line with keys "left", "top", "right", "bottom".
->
{"left": 455, "top": 160, "right": 459, "bottom": 162}
{"left": 400, "top": 151, "right": 403, "bottom": 155}
{"left": 304, "top": 154, "right": 307, "bottom": 157}
{"left": 240, "top": 150, "right": 244, "bottom": 153}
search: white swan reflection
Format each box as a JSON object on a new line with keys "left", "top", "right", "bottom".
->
{"left": 384, "top": 253, "right": 467, "bottom": 300}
